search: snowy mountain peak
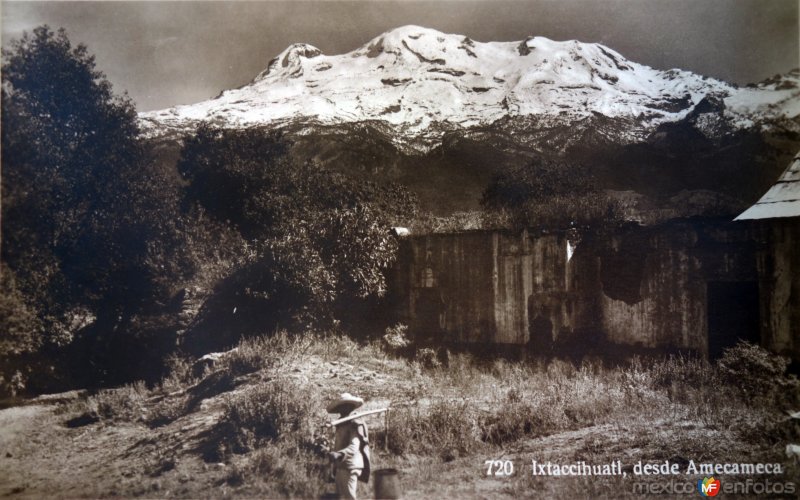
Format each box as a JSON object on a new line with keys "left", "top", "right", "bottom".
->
{"left": 253, "top": 43, "right": 323, "bottom": 81}
{"left": 140, "top": 25, "right": 799, "bottom": 146}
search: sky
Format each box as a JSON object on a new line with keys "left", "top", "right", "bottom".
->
{"left": 2, "top": 0, "right": 798, "bottom": 112}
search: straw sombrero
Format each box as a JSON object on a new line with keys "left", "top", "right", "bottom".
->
{"left": 326, "top": 393, "right": 364, "bottom": 414}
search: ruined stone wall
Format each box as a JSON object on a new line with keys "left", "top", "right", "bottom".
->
{"left": 392, "top": 219, "right": 772, "bottom": 357}
{"left": 758, "top": 219, "right": 800, "bottom": 359}
{"left": 392, "top": 230, "right": 582, "bottom": 345}
{"left": 593, "top": 221, "right": 758, "bottom": 355}
{"left": 597, "top": 231, "right": 706, "bottom": 351}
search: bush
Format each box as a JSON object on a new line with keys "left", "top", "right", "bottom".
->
{"left": 481, "top": 397, "right": 540, "bottom": 445}
{"left": 0, "top": 268, "right": 43, "bottom": 360}
{"left": 382, "top": 323, "right": 411, "bottom": 353}
{"left": 415, "top": 348, "right": 441, "bottom": 370}
{"left": 0, "top": 371, "right": 26, "bottom": 398}
{"left": 158, "top": 354, "right": 197, "bottom": 393}
{"left": 238, "top": 443, "right": 329, "bottom": 498}
{"left": 649, "top": 354, "right": 710, "bottom": 389}
{"left": 218, "top": 330, "right": 321, "bottom": 377}
{"left": 717, "top": 341, "right": 799, "bottom": 405}
{"left": 88, "top": 381, "right": 148, "bottom": 421}
{"left": 221, "top": 378, "right": 323, "bottom": 451}
{"left": 220, "top": 336, "right": 277, "bottom": 377}
{"left": 385, "top": 400, "right": 485, "bottom": 461}
{"left": 177, "top": 126, "right": 415, "bottom": 330}
{"left": 212, "top": 375, "right": 331, "bottom": 496}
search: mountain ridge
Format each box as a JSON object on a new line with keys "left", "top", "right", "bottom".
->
{"left": 140, "top": 26, "right": 800, "bottom": 217}
{"left": 139, "top": 25, "right": 799, "bottom": 147}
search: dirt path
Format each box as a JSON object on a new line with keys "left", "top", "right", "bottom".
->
{"left": 0, "top": 394, "right": 231, "bottom": 498}
{"left": 0, "top": 402, "right": 107, "bottom": 497}
{"left": 0, "top": 403, "right": 668, "bottom": 500}
{"left": 2, "top": 352, "right": 784, "bottom": 499}
{"left": 0, "top": 354, "right": 415, "bottom": 499}
{"left": 0, "top": 361, "right": 665, "bottom": 499}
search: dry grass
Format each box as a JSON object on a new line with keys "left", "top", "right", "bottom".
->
{"left": 221, "top": 377, "right": 324, "bottom": 451}
{"left": 371, "top": 343, "right": 799, "bottom": 497}
{"left": 58, "top": 335, "right": 800, "bottom": 498}
{"left": 83, "top": 381, "right": 149, "bottom": 422}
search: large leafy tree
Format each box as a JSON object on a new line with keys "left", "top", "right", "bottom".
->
{"left": 177, "top": 126, "right": 414, "bottom": 332}
{"left": 1, "top": 26, "right": 183, "bottom": 383}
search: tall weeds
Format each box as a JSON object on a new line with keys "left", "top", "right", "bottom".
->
{"left": 67, "top": 333, "right": 798, "bottom": 497}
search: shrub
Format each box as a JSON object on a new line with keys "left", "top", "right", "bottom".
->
{"left": 385, "top": 400, "right": 485, "bottom": 461}
{"left": 0, "top": 268, "right": 43, "bottom": 361}
{"left": 240, "top": 443, "right": 330, "bottom": 498}
{"left": 383, "top": 323, "right": 410, "bottom": 348}
{"left": 649, "top": 354, "right": 710, "bottom": 390}
{"left": 89, "top": 381, "right": 148, "bottom": 421}
{"left": 546, "top": 358, "right": 577, "bottom": 380}
{"left": 219, "top": 330, "right": 322, "bottom": 377}
{"left": 482, "top": 397, "right": 541, "bottom": 445}
{"left": 0, "top": 370, "right": 26, "bottom": 398}
{"left": 159, "top": 353, "right": 197, "bottom": 393}
{"left": 410, "top": 211, "right": 486, "bottom": 233}
{"left": 415, "top": 348, "right": 441, "bottom": 370}
{"left": 221, "top": 336, "right": 277, "bottom": 377}
{"left": 221, "top": 378, "right": 323, "bottom": 452}
{"left": 177, "top": 126, "right": 415, "bottom": 330}
{"left": 717, "top": 341, "right": 799, "bottom": 405}
{"left": 212, "top": 375, "right": 331, "bottom": 496}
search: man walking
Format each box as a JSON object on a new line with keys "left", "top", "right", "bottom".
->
{"left": 327, "top": 393, "right": 371, "bottom": 499}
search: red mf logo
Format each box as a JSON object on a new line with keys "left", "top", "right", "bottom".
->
{"left": 697, "top": 477, "right": 721, "bottom": 497}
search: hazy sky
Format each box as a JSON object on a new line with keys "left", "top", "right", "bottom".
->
{"left": 2, "top": 0, "right": 798, "bottom": 111}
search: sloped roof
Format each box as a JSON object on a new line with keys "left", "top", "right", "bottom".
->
{"left": 735, "top": 153, "right": 800, "bottom": 220}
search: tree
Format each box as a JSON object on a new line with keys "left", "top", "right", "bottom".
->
{"left": 178, "top": 125, "right": 417, "bottom": 240}
{"left": 481, "top": 157, "right": 624, "bottom": 229}
{"left": 176, "top": 126, "right": 414, "bottom": 332}
{"left": 262, "top": 205, "right": 399, "bottom": 327}
{"left": 1, "top": 26, "right": 186, "bottom": 390}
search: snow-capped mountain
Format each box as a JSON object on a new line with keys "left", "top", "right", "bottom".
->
{"left": 140, "top": 26, "right": 799, "bottom": 215}
{"left": 140, "top": 25, "right": 798, "bottom": 149}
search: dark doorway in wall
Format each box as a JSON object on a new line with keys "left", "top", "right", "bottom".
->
{"left": 528, "top": 295, "right": 554, "bottom": 356}
{"left": 414, "top": 287, "right": 445, "bottom": 341}
{"left": 707, "top": 281, "right": 760, "bottom": 359}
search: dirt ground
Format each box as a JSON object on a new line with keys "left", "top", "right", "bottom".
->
{"left": 0, "top": 356, "right": 411, "bottom": 498}
{"left": 0, "top": 397, "right": 617, "bottom": 499}
{"left": 1, "top": 352, "right": 798, "bottom": 499}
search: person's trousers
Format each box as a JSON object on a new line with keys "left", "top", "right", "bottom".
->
{"left": 335, "top": 468, "right": 361, "bottom": 499}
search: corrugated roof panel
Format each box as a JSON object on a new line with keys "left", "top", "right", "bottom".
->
{"left": 735, "top": 154, "right": 800, "bottom": 220}
{"left": 756, "top": 181, "right": 800, "bottom": 204}
{"left": 736, "top": 199, "right": 800, "bottom": 220}
{"left": 779, "top": 155, "right": 800, "bottom": 182}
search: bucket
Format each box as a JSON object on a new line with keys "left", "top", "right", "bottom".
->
{"left": 374, "top": 468, "right": 401, "bottom": 499}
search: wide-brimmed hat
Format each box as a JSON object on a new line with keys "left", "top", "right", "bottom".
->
{"left": 326, "top": 393, "right": 364, "bottom": 414}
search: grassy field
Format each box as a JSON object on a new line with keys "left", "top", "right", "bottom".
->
{"left": 1, "top": 332, "right": 799, "bottom": 498}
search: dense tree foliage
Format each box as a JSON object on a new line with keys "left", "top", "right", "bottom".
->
{"left": 481, "top": 157, "right": 625, "bottom": 230}
{"left": 177, "top": 126, "right": 417, "bottom": 334}
{"left": 0, "top": 27, "right": 419, "bottom": 394}
{"left": 1, "top": 26, "right": 189, "bottom": 392}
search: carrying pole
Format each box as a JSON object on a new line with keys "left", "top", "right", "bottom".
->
{"left": 384, "top": 408, "right": 390, "bottom": 452}
{"left": 327, "top": 407, "right": 389, "bottom": 427}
